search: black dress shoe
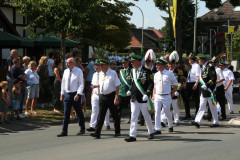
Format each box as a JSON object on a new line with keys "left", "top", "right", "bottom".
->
{"left": 113, "top": 133, "right": 121, "bottom": 137}
{"left": 148, "top": 134, "right": 154, "bottom": 140}
{"left": 77, "top": 130, "right": 85, "bottom": 135}
{"left": 210, "top": 124, "right": 219, "bottom": 127}
{"left": 153, "top": 130, "right": 162, "bottom": 135}
{"left": 161, "top": 122, "right": 166, "bottom": 127}
{"left": 86, "top": 127, "right": 95, "bottom": 132}
{"left": 191, "top": 121, "right": 200, "bottom": 128}
{"left": 106, "top": 126, "right": 111, "bottom": 130}
{"left": 90, "top": 133, "right": 100, "bottom": 139}
{"left": 124, "top": 137, "right": 136, "bottom": 142}
{"left": 168, "top": 127, "right": 173, "bottom": 132}
{"left": 57, "top": 132, "right": 67, "bottom": 137}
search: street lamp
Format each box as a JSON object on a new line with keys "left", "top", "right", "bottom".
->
{"left": 135, "top": 5, "right": 144, "bottom": 54}
{"left": 193, "top": 0, "right": 197, "bottom": 55}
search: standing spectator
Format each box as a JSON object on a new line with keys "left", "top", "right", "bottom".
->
{"left": 0, "top": 81, "right": 10, "bottom": 124}
{"left": 6, "top": 49, "right": 18, "bottom": 109}
{"left": 22, "top": 56, "right": 31, "bottom": 71}
{"left": 84, "top": 56, "right": 95, "bottom": 106}
{"left": 10, "top": 79, "right": 21, "bottom": 120}
{"left": 64, "top": 53, "right": 73, "bottom": 69}
{"left": 11, "top": 57, "right": 26, "bottom": 118}
{"left": 25, "top": 61, "right": 39, "bottom": 115}
{"left": 47, "top": 52, "right": 55, "bottom": 91}
{"left": 37, "top": 56, "right": 52, "bottom": 108}
{"left": 53, "top": 59, "right": 63, "bottom": 113}
{"left": 57, "top": 57, "right": 85, "bottom": 137}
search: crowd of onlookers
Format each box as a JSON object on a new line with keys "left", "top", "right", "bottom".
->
{"left": 0, "top": 49, "right": 98, "bottom": 124}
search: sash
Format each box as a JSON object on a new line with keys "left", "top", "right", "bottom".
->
{"left": 133, "top": 68, "right": 154, "bottom": 112}
{"left": 199, "top": 69, "right": 217, "bottom": 106}
{"left": 120, "top": 69, "right": 130, "bottom": 88}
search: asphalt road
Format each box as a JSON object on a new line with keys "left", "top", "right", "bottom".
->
{"left": 0, "top": 94, "right": 240, "bottom": 160}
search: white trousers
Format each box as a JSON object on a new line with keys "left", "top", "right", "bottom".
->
{"left": 129, "top": 100, "right": 154, "bottom": 138}
{"left": 195, "top": 94, "right": 219, "bottom": 124}
{"left": 89, "top": 94, "right": 110, "bottom": 128}
{"left": 161, "top": 99, "right": 180, "bottom": 124}
{"left": 225, "top": 86, "right": 234, "bottom": 112}
{"left": 154, "top": 94, "right": 173, "bottom": 131}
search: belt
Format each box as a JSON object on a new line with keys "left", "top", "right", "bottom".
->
{"left": 157, "top": 94, "right": 170, "bottom": 96}
{"left": 67, "top": 91, "right": 77, "bottom": 94}
{"left": 100, "top": 91, "right": 116, "bottom": 96}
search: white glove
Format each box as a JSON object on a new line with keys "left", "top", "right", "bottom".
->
{"left": 142, "top": 94, "right": 148, "bottom": 101}
{"left": 127, "top": 91, "right": 131, "bottom": 96}
{"left": 174, "top": 91, "right": 179, "bottom": 96}
{"left": 201, "top": 85, "right": 207, "bottom": 90}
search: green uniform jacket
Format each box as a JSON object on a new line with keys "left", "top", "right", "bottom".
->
{"left": 119, "top": 67, "right": 131, "bottom": 97}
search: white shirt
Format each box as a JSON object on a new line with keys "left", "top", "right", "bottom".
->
{"left": 91, "top": 71, "right": 100, "bottom": 95}
{"left": 154, "top": 69, "right": 178, "bottom": 94}
{"left": 187, "top": 62, "right": 200, "bottom": 82}
{"left": 99, "top": 68, "right": 121, "bottom": 95}
{"left": 222, "top": 68, "right": 235, "bottom": 87}
{"left": 215, "top": 66, "right": 224, "bottom": 87}
{"left": 47, "top": 59, "right": 54, "bottom": 76}
{"left": 61, "top": 67, "right": 84, "bottom": 95}
{"left": 25, "top": 69, "right": 39, "bottom": 85}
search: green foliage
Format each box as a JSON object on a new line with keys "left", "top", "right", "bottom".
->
{"left": 225, "top": 30, "right": 240, "bottom": 62}
{"left": 200, "top": 0, "right": 240, "bottom": 10}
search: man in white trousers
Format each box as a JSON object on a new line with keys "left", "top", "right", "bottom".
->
{"left": 86, "top": 59, "right": 110, "bottom": 132}
{"left": 152, "top": 58, "right": 178, "bottom": 134}
{"left": 191, "top": 53, "right": 219, "bottom": 128}
{"left": 124, "top": 54, "right": 154, "bottom": 142}
{"left": 219, "top": 61, "right": 235, "bottom": 114}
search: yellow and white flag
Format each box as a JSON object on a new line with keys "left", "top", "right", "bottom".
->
{"left": 170, "top": 0, "right": 177, "bottom": 38}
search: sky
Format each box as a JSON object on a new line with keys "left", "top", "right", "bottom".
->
{"left": 123, "top": 0, "right": 228, "bottom": 30}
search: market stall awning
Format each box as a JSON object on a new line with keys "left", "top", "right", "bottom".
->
{"left": 26, "top": 35, "right": 79, "bottom": 48}
{"left": 0, "top": 31, "right": 34, "bottom": 48}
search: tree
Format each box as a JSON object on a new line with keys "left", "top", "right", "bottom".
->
{"left": 13, "top": 0, "right": 102, "bottom": 65}
{"left": 200, "top": 0, "right": 240, "bottom": 10}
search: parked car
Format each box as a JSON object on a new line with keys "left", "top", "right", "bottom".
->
{"left": 233, "top": 71, "right": 240, "bottom": 94}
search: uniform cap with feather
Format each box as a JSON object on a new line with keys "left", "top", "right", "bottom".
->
{"left": 145, "top": 49, "right": 156, "bottom": 63}
{"left": 169, "top": 51, "right": 179, "bottom": 63}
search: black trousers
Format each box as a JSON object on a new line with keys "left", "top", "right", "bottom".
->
{"left": 208, "top": 84, "right": 226, "bottom": 118}
{"left": 95, "top": 92, "right": 120, "bottom": 135}
{"left": 118, "top": 95, "right": 131, "bottom": 121}
{"left": 184, "top": 82, "right": 200, "bottom": 117}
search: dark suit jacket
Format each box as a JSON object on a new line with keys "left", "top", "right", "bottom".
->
{"left": 130, "top": 66, "right": 154, "bottom": 103}
{"left": 201, "top": 62, "right": 217, "bottom": 98}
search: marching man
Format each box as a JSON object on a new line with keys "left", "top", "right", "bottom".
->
{"left": 191, "top": 53, "right": 219, "bottom": 128}
{"left": 124, "top": 54, "right": 154, "bottom": 142}
{"left": 152, "top": 58, "right": 178, "bottom": 134}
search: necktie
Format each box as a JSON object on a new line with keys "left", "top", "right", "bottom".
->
{"left": 101, "top": 73, "right": 106, "bottom": 94}
{"left": 96, "top": 72, "right": 99, "bottom": 95}
{"left": 68, "top": 70, "right": 72, "bottom": 91}
{"left": 159, "top": 71, "right": 163, "bottom": 93}
{"left": 187, "top": 67, "right": 191, "bottom": 82}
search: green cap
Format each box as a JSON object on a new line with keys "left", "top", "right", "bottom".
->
{"left": 156, "top": 58, "right": 168, "bottom": 65}
{"left": 121, "top": 56, "right": 129, "bottom": 63}
{"left": 189, "top": 53, "right": 196, "bottom": 61}
{"left": 197, "top": 53, "right": 207, "bottom": 59}
{"left": 219, "top": 61, "right": 228, "bottom": 66}
{"left": 131, "top": 54, "right": 143, "bottom": 61}
{"left": 99, "top": 59, "right": 110, "bottom": 65}
{"left": 95, "top": 59, "right": 100, "bottom": 64}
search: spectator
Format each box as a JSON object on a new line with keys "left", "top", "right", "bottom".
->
{"left": 22, "top": 56, "right": 31, "bottom": 71}
{"left": 53, "top": 59, "right": 63, "bottom": 113}
{"left": 37, "top": 56, "right": 52, "bottom": 108}
{"left": 0, "top": 81, "right": 10, "bottom": 124}
{"left": 25, "top": 61, "right": 39, "bottom": 115}
{"left": 64, "top": 53, "right": 73, "bottom": 69}
{"left": 72, "top": 50, "right": 81, "bottom": 58}
{"left": 11, "top": 57, "right": 26, "bottom": 118}
{"left": 84, "top": 56, "right": 96, "bottom": 106}
{"left": 47, "top": 52, "right": 55, "bottom": 90}
{"left": 10, "top": 79, "right": 22, "bottom": 120}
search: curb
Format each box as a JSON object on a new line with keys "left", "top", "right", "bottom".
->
{"left": 228, "top": 118, "right": 240, "bottom": 125}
